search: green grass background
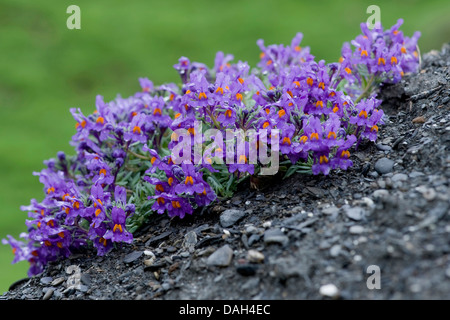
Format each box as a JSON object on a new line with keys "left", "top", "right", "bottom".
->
{"left": 1, "top": 0, "right": 449, "bottom": 294}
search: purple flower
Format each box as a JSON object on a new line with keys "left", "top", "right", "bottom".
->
{"left": 228, "top": 155, "right": 255, "bottom": 175}
{"left": 361, "top": 108, "right": 384, "bottom": 142}
{"left": 331, "top": 135, "right": 357, "bottom": 170}
{"left": 174, "top": 164, "right": 205, "bottom": 195}
{"left": 88, "top": 224, "right": 113, "bottom": 256}
{"left": 103, "top": 207, "right": 133, "bottom": 244}
{"left": 194, "top": 183, "right": 216, "bottom": 207}
{"left": 2, "top": 235, "right": 29, "bottom": 264}
{"left": 166, "top": 195, "right": 193, "bottom": 219}
{"left": 124, "top": 112, "right": 147, "bottom": 144}
{"left": 279, "top": 123, "right": 296, "bottom": 155}
{"left": 139, "top": 77, "right": 154, "bottom": 93}
{"left": 188, "top": 71, "right": 213, "bottom": 108}
{"left": 114, "top": 185, "right": 127, "bottom": 206}
{"left": 298, "top": 116, "right": 324, "bottom": 153}
{"left": 145, "top": 96, "right": 172, "bottom": 128}
{"left": 173, "top": 56, "right": 190, "bottom": 84}
{"left": 151, "top": 193, "right": 170, "bottom": 214}
{"left": 312, "top": 151, "right": 332, "bottom": 175}
{"left": 322, "top": 113, "right": 344, "bottom": 149}
{"left": 214, "top": 51, "right": 234, "bottom": 73}
{"left": 350, "top": 98, "right": 378, "bottom": 127}
{"left": 216, "top": 107, "right": 236, "bottom": 127}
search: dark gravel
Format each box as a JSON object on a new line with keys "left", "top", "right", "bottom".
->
{"left": 2, "top": 44, "right": 450, "bottom": 301}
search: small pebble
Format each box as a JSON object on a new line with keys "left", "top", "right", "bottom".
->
{"left": 319, "top": 284, "right": 340, "bottom": 299}
{"left": 40, "top": 277, "right": 53, "bottom": 285}
{"left": 264, "top": 229, "right": 289, "bottom": 246}
{"left": 206, "top": 245, "right": 234, "bottom": 267}
{"left": 374, "top": 158, "right": 394, "bottom": 175}
{"left": 51, "top": 277, "right": 65, "bottom": 286}
{"left": 262, "top": 221, "right": 272, "bottom": 228}
{"left": 349, "top": 225, "right": 365, "bottom": 234}
{"left": 247, "top": 250, "right": 265, "bottom": 263}
{"left": 220, "top": 209, "right": 246, "bottom": 228}
{"left": 42, "top": 288, "right": 54, "bottom": 300}
{"left": 345, "top": 206, "right": 365, "bottom": 221}
{"left": 123, "top": 251, "right": 143, "bottom": 264}
{"left": 412, "top": 116, "right": 426, "bottom": 124}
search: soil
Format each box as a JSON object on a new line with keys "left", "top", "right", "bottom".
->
{"left": 2, "top": 44, "right": 450, "bottom": 301}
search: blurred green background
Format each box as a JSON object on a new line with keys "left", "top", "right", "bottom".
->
{"left": 1, "top": 0, "right": 449, "bottom": 294}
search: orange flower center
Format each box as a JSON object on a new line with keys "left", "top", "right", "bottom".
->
{"left": 319, "top": 155, "right": 329, "bottom": 164}
{"left": 341, "top": 150, "right": 350, "bottom": 158}
{"left": 172, "top": 201, "right": 181, "bottom": 209}
{"left": 282, "top": 137, "right": 291, "bottom": 145}
{"left": 133, "top": 126, "right": 141, "bottom": 134}
{"left": 215, "top": 87, "right": 224, "bottom": 95}
{"left": 238, "top": 155, "right": 247, "bottom": 164}
{"left": 300, "top": 136, "right": 308, "bottom": 143}
{"left": 113, "top": 224, "right": 123, "bottom": 233}
{"left": 358, "top": 110, "right": 368, "bottom": 118}
{"left": 185, "top": 176, "right": 194, "bottom": 185}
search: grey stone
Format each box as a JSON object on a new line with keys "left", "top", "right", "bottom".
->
{"left": 374, "top": 158, "right": 395, "bottom": 175}
{"left": 220, "top": 209, "right": 246, "bottom": 228}
{"left": 344, "top": 206, "right": 365, "bottom": 221}
{"left": 322, "top": 205, "right": 339, "bottom": 215}
{"left": 248, "top": 234, "right": 261, "bottom": 246}
{"left": 166, "top": 246, "right": 177, "bottom": 253}
{"left": 40, "top": 277, "right": 53, "bottom": 285}
{"left": 79, "top": 285, "right": 89, "bottom": 293}
{"left": 373, "top": 189, "right": 389, "bottom": 198}
{"left": 183, "top": 230, "right": 198, "bottom": 248}
{"left": 349, "top": 225, "right": 365, "bottom": 234}
{"left": 330, "top": 244, "right": 341, "bottom": 257}
{"left": 206, "top": 245, "right": 233, "bottom": 267}
{"left": 81, "top": 273, "right": 91, "bottom": 286}
{"left": 376, "top": 144, "right": 392, "bottom": 152}
{"left": 392, "top": 173, "right": 408, "bottom": 183}
{"left": 51, "top": 277, "right": 65, "bottom": 286}
{"left": 42, "top": 288, "right": 54, "bottom": 300}
{"left": 409, "top": 171, "right": 424, "bottom": 178}
{"left": 264, "top": 229, "right": 289, "bottom": 246}
{"left": 123, "top": 251, "right": 143, "bottom": 264}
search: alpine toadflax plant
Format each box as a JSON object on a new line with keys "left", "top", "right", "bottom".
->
{"left": 3, "top": 19, "right": 420, "bottom": 276}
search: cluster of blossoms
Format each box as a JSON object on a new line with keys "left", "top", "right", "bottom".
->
{"left": 3, "top": 19, "right": 420, "bottom": 276}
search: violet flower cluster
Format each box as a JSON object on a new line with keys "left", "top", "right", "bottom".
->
{"left": 3, "top": 19, "right": 420, "bottom": 276}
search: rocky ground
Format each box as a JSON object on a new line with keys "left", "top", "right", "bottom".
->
{"left": 2, "top": 44, "right": 450, "bottom": 301}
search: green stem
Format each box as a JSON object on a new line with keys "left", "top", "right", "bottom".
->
{"left": 127, "top": 149, "right": 151, "bottom": 161}
{"left": 206, "top": 107, "right": 222, "bottom": 130}
{"left": 354, "top": 75, "right": 375, "bottom": 104}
